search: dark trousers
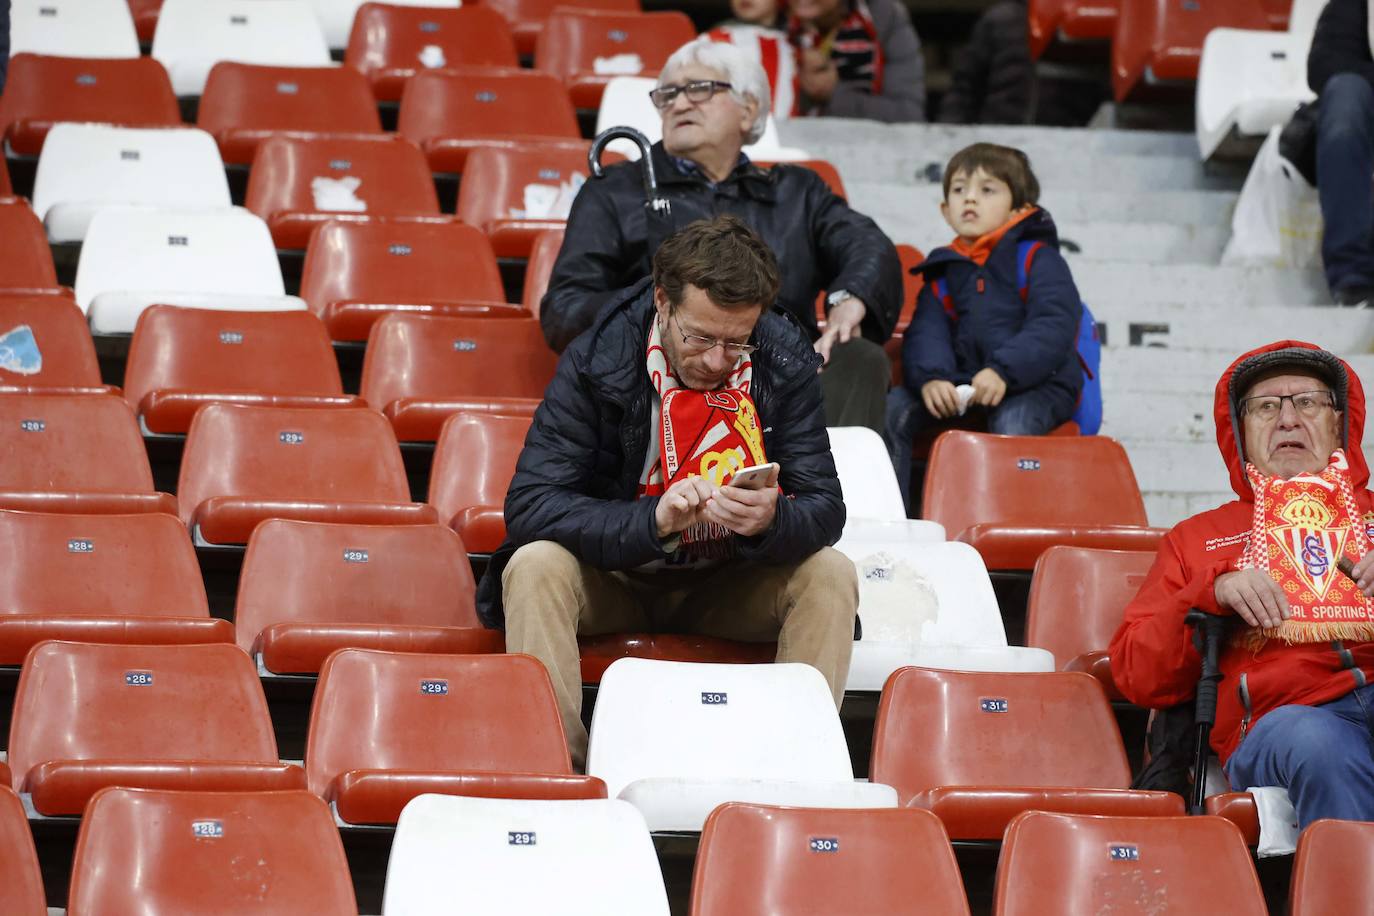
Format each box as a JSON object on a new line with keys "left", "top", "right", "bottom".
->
{"left": 1317, "top": 73, "right": 1374, "bottom": 295}
{"left": 819, "top": 336, "right": 891, "bottom": 435}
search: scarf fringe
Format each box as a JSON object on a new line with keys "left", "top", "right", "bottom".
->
{"left": 1241, "top": 620, "right": 1374, "bottom": 649}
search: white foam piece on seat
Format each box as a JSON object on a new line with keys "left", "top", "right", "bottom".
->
{"left": 1195, "top": 27, "right": 1314, "bottom": 161}
{"left": 10, "top": 0, "right": 139, "bottom": 58}
{"left": 382, "top": 794, "right": 670, "bottom": 915}
{"left": 87, "top": 292, "right": 306, "bottom": 334}
{"left": 34, "top": 125, "right": 232, "bottom": 243}
{"left": 152, "top": 0, "right": 332, "bottom": 96}
{"left": 827, "top": 426, "right": 907, "bottom": 523}
{"left": 311, "top": 0, "right": 456, "bottom": 51}
{"left": 618, "top": 777, "right": 898, "bottom": 833}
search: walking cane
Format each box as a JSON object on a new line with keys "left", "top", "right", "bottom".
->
{"left": 588, "top": 126, "right": 671, "bottom": 219}
{"left": 1184, "top": 607, "right": 1228, "bottom": 815}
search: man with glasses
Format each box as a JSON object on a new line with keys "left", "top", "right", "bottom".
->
{"left": 541, "top": 37, "right": 902, "bottom": 435}
{"left": 1111, "top": 341, "right": 1374, "bottom": 828}
{"left": 483, "top": 216, "right": 858, "bottom": 768}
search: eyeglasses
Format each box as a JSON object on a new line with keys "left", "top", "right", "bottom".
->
{"left": 669, "top": 311, "right": 756, "bottom": 356}
{"left": 648, "top": 79, "right": 734, "bottom": 110}
{"left": 1240, "top": 390, "right": 1336, "bottom": 421}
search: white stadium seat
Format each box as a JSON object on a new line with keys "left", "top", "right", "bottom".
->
{"left": 152, "top": 0, "right": 332, "bottom": 96}
{"left": 32, "top": 124, "right": 232, "bottom": 243}
{"left": 382, "top": 795, "right": 671, "bottom": 916}
{"left": 587, "top": 659, "right": 897, "bottom": 832}
{"left": 311, "top": 0, "right": 456, "bottom": 52}
{"left": 10, "top": 0, "right": 139, "bottom": 59}
{"left": 74, "top": 206, "right": 305, "bottom": 334}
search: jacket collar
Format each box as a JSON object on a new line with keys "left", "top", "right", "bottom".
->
{"left": 651, "top": 142, "right": 777, "bottom": 203}
{"left": 910, "top": 206, "right": 1061, "bottom": 275}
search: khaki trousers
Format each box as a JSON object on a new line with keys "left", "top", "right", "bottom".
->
{"left": 502, "top": 541, "right": 858, "bottom": 770}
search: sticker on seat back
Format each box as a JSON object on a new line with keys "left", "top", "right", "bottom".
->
{"left": 508, "top": 831, "right": 536, "bottom": 846}
{"left": 1, "top": 325, "right": 43, "bottom": 376}
{"left": 1109, "top": 844, "right": 1139, "bottom": 861}
{"left": 420, "top": 679, "right": 448, "bottom": 695}
{"left": 809, "top": 837, "right": 840, "bottom": 853}
{"left": 192, "top": 820, "right": 224, "bottom": 838}
{"left": 125, "top": 671, "right": 154, "bottom": 686}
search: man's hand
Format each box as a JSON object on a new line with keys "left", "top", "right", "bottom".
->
{"left": 1350, "top": 551, "right": 1374, "bottom": 597}
{"left": 1214, "top": 569, "right": 1290, "bottom": 629}
{"left": 655, "top": 476, "right": 716, "bottom": 539}
{"left": 970, "top": 367, "right": 1008, "bottom": 407}
{"left": 920, "top": 379, "right": 960, "bottom": 419}
{"left": 814, "top": 296, "right": 866, "bottom": 367}
{"left": 798, "top": 48, "right": 838, "bottom": 104}
{"left": 705, "top": 465, "right": 781, "bottom": 537}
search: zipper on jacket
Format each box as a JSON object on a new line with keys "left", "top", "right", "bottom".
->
{"left": 1237, "top": 673, "right": 1253, "bottom": 742}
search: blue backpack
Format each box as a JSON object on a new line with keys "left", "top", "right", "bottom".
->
{"left": 929, "top": 239, "right": 1102, "bottom": 435}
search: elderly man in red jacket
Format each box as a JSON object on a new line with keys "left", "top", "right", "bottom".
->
{"left": 1111, "top": 340, "right": 1374, "bottom": 828}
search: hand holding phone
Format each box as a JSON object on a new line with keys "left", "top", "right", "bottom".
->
{"left": 727, "top": 462, "right": 780, "bottom": 490}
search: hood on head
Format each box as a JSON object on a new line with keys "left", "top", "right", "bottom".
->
{"left": 1214, "top": 340, "right": 1367, "bottom": 498}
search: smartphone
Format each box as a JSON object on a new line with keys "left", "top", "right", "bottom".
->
{"left": 728, "top": 462, "right": 780, "bottom": 490}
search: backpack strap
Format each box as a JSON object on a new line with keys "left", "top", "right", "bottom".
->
{"left": 931, "top": 275, "right": 956, "bottom": 320}
{"left": 1016, "top": 239, "right": 1044, "bottom": 303}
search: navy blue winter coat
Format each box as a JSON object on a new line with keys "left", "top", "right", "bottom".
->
{"left": 901, "top": 207, "right": 1082, "bottom": 403}
{"left": 475, "top": 278, "right": 847, "bottom": 628}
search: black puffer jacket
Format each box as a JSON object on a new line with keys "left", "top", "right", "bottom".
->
{"left": 539, "top": 141, "right": 903, "bottom": 353}
{"left": 1308, "top": 0, "right": 1374, "bottom": 93}
{"left": 937, "top": 0, "right": 1032, "bottom": 125}
{"left": 476, "top": 278, "right": 847, "bottom": 627}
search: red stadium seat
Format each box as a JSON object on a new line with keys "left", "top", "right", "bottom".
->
{"left": 0, "top": 199, "right": 62, "bottom": 292}
{"left": 1025, "top": 546, "right": 1156, "bottom": 698}
{"left": 577, "top": 634, "right": 774, "bottom": 683}
{"left": 0, "top": 510, "right": 232, "bottom": 664}
{"left": 884, "top": 243, "right": 924, "bottom": 385}
{"left": 299, "top": 218, "right": 520, "bottom": 342}
{"left": 0, "top": 785, "right": 43, "bottom": 916}
{"left": 360, "top": 313, "right": 555, "bottom": 441}
{"left": 0, "top": 295, "right": 108, "bottom": 393}
{"left": 485, "top": 0, "right": 640, "bottom": 56}
{"left": 245, "top": 134, "right": 440, "bottom": 250}
{"left": 345, "top": 3, "right": 519, "bottom": 102}
{"left": 535, "top": 10, "right": 695, "bottom": 109}
{"left": 196, "top": 62, "right": 382, "bottom": 165}
{"left": 756, "top": 158, "right": 848, "bottom": 199}
{"left": 456, "top": 140, "right": 604, "bottom": 259}
{"left": 1204, "top": 791, "right": 1261, "bottom": 846}
{"left": 306, "top": 649, "right": 606, "bottom": 824}
{"left": 870, "top": 667, "right": 1182, "bottom": 839}
{"left": 236, "top": 519, "right": 502, "bottom": 674}
{"left": 1111, "top": 0, "right": 1270, "bottom": 101}
{"left": 1028, "top": 0, "right": 1120, "bottom": 59}
{"left": 0, "top": 54, "right": 180, "bottom": 156}
{"left": 427, "top": 410, "right": 531, "bottom": 552}
{"left": 921, "top": 430, "right": 1166, "bottom": 571}
{"left": 995, "top": 811, "right": 1264, "bottom": 915}
{"left": 177, "top": 404, "right": 436, "bottom": 545}
{"left": 397, "top": 67, "right": 580, "bottom": 174}
{"left": 690, "top": 803, "right": 970, "bottom": 916}
{"left": 123, "top": 306, "right": 362, "bottom": 434}
{"left": 68, "top": 787, "right": 357, "bottom": 916}
{"left": 0, "top": 393, "right": 177, "bottom": 515}
{"left": 0, "top": 158, "right": 11, "bottom": 196}
{"left": 8, "top": 641, "right": 305, "bottom": 815}
{"left": 1290, "top": 818, "right": 1374, "bottom": 915}
{"left": 523, "top": 227, "right": 564, "bottom": 318}
{"left": 127, "top": 0, "right": 162, "bottom": 43}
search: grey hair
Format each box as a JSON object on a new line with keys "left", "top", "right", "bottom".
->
{"left": 658, "top": 37, "right": 771, "bottom": 145}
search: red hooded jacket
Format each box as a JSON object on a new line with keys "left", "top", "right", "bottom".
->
{"left": 1110, "top": 341, "right": 1374, "bottom": 763}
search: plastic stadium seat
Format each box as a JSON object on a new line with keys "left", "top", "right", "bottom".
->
{"left": 1111, "top": 0, "right": 1270, "bottom": 102}
{"left": 456, "top": 141, "right": 604, "bottom": 259}
{"left": 75, "top": 206, "right": 305, "bottom": 335}
{"left": 68, "top": 787, "right": 356, "bottom": 916}
{"left": 485, "top": 0, "right": 640, "bottom": 56}
{"left": 299, "top": 218, "right": 518, "bottom": 342}
{"left": 1025, "top": 546, "right": 1155, "bottom": 698}
{"left": 236, "top": 520, "right": 502, "bottom": 674}
{"left": 178, "top": 404, "right": 435, "bottom": 545}
{"left": 307, "top": 649, "right": 605, "bottom": 824}
{"left": 10, "top": 0, "right": 139, "bottom": 59}
{"left": 0, "top": 295, "right": 107, "bottom": 393}
{"left": 1290, "top": 819, "right": 1374, "bottom": 915}
{"left": 313, "top": 0, "right": 453, "bottom": 51}
{"left": 827, "top": 426, "right": 908, "bottom": 524}
{"left": 383, "top": 794, "right": 669, "bottom": 914}
{"left": 1195, "top": 0, "right": 1325, "bottom": 160}
{"left": 0, "top": 510, "right": 232, "bottom": 664}
{"left": 123, "top": 306, "right": 362, "bottom": 435}
{"left": 578, "top": 634, "right": 776, "bottom": 683}
{"left": 995, "top": 811, "right": 1264, "bottom": 915}
{"left": 870, "top": 667, "right": 1183, "bottom": 839}
{"left": 8, "top": 641, "right": 305, "bottom": 815}
{"left": 196, "top": 62, "right": 383, "bottom": 166}
{"left": 152, "top": 0, "right": 332, "bottom": 97}
{"left": 32, "top": 124, "right": 231, "bottom": 243}
{"left": 361, "top": 314, "right": 555, "bottom": 441}
{"left": 0, "top": 158, "right": 10, "bottom": 196}
{"left": 397, "top": 67, "right": 581, "bottom": 175}
{"left": 345, "top": 3, "right": 519, "bottom": 102}
{"left": 427, "top": 410, "right": 531, "bottom": 552}
{"left": 536, "top": 10, "right": 695, "bottom": 110}
{"left": 245, "top": 134, "right": 439, "bottom": 250}
{"left": 0, "top": 786, "right": 44, "bottom": 916}
{"left": 1204, "top": 790, "right": 1262, "bottom": 846}
{"left": 587, "top": 659, "right": 898, "bottom": 832}
{"left": 0, "top": 54, "right": 181, "bottom": 157}
{"left": 885, "top": 244, "right": 926, "bottom": 384}
{"left": 0, "top": 393, "right": 177, "bottom": 515}
{"left": 1027, "top": 0, "right": 1119, "bottom": 59}
{"left": 524, "top": 228, "right": 564, "bottom": 317}
{"left": 128, "top": 0, "right": 162, "bottom": 43}
{"left": 690, "top": 803, "right": 970, "bottom": 916}
{"left": 0, "top": 198, "right": 61, "bottom": 292}
{"left": 921, "top": 431, "right": 1166, "bottom": 571}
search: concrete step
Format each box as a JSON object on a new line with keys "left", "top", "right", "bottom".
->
{"left": 1091, "top": 303, "right": 1374, "bottom": 353}
{"left": 1070, "top": 262, "right": 1328, "bottom": 308}
{"left": 1098, "top": 350, "right": 1374, "bottom": 396}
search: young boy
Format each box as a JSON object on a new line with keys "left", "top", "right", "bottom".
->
{"left": 885, "top": 142, "right": 1083, "bottom": 509}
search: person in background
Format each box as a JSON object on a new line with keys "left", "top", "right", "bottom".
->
{"left": 937, "top": 0, "right": 1032, "bottom": 125}
{"left": 786, "top": 0, "right": 926, "bottom": 122}
{"left": 706, "top": 0, "right": 797, "bottom": 119}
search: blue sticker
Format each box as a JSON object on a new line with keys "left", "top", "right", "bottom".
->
{"left": 1016, "top": 458, "right": 1040, "bottom": 471}
{"left": 192, "top": 820, "right": 224, "bottom": 838}
{"left": 218, "top": 331, "right": 244, "bottom": 345}
{"left": 475, "top": 91, "right": 498, "bottom": 103}
{"left": 68, "top": 538, "right": 94, "bottom": 553}
{"left": 608, "top": 28, "right": 628, "bottom": 41}
{"left": 279, "top": 431, "right": 304, "bottom": 445}
{"left": 20, "top": 419, "right": 45, "bottom": 432}
{"left": 809, "top": 837, "right": 840, "bottom": 853}
{"left": 420, "top": 679, "right": 448, "bottom": 695}
{"left": 125, "top": 671, "right": 154, "bottom": 686}
{"left": 328, "top": 159, "right": 353, "bottom": 171}
{"left": 508, "top": 831, "right": 536, "bottom": 846}
{"left": 453, "top": 340, "right": 477, "bottom": 352}
{"left": 388, "top": 244, "right": 412, "bottom": 256}
{"left": 0, "top": 325, "right": 43, "bottom": 376}
{"left": 980, "top": 697, "right": 1008, "bottom": 713}
{"left": 701, "top": 692, "right": 728, "bottom": 706}
{"left": 1109, "top": 844, "right": 1139, "bottom": 862}
{"left": 343, "top": 548, "right": 369, "bottom": 564}
{"left": 275, "top": 82, "right": 299, "bottom": 94}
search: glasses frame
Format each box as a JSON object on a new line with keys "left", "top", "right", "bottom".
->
{"left": 1240, "top": 390, "right": 1337, "bottom": 421}
{"left": 668, "top": 310, "right": 757, "bottom": 357}
{"left": 648, "top": 79, "right": 735, "bottom": 110}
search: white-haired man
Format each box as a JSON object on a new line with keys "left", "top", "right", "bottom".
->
{"left": 541, "top": 38, "right": 903, "bottom": 433}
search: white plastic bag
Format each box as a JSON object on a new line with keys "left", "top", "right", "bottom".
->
{"left": 1222, "top": 125, "right": 1323, "bottom": 269}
